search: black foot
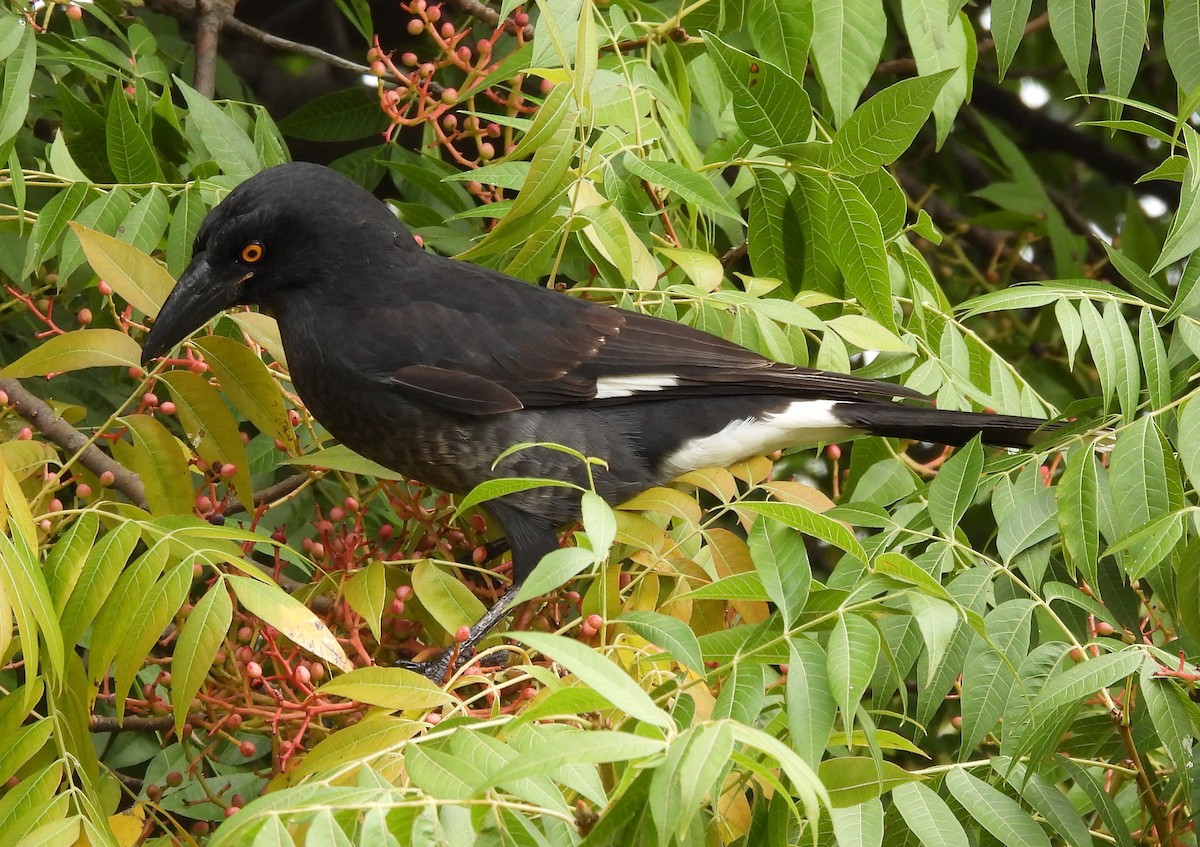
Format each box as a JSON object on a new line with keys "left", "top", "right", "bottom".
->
{"left": 396, "top": 645, "right": 509, "bottom": 682}
{"left": 396, "top": 649, "right": 456, "bottom": 683}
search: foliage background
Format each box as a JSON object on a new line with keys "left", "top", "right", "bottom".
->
{"left": 0, "top": 0, "right": 1197, "bottom": 844}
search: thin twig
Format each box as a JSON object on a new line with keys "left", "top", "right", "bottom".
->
{"left": 874, "top": 13, "right": 1050, "bottom": 77}
{"left": 444, "top": 0, "right": 534, "bottom": 41}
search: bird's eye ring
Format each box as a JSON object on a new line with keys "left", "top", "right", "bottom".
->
{"left": 240, "top": 242, "right": 265, "bottom": 264}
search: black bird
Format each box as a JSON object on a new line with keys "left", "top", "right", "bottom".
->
{"left": 143, "top": 162, "right": 1058, "bottom": 680}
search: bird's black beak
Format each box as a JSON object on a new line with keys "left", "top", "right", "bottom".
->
{"left": 141, "top": 254, "right": 243, "bottom": 366}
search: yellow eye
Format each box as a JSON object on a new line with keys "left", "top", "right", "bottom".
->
{"left": 240, "top": 242, "right": 264, "bottom": 264}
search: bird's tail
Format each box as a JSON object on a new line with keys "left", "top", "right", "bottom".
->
{"left": 832, "top": 403, "right": 1056, "bottom": 449}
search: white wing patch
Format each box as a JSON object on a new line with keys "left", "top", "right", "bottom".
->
{"left": 595, "top": 373, "right": 680, "bottom": 399}
{"left": 659, "top": 400, "right": 858, "bottom": 477}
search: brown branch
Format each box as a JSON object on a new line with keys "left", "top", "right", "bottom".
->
{"left": 193, "top": 0, "right": 234, "bottom": 98}
{"left": 874, "top": 13, "right": 1050, "bottom": 78}
{"left": 0, "top": 377, "right": 148, "bottom": 508}
{"left": 226, "top": 471, "right": 313, "bottom": 517}
{"left": 895, "top": 170, "right": 1046, "bottom": 280}
{"left": 719, "top": 242, "right": 748, "bottom": 267}
{"left": 90, "top": 714, "right": 185, "bottom": 732}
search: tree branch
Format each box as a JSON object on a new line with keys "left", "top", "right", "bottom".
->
{"left": 0, "top": 377, "right": 148, "bottom": 509}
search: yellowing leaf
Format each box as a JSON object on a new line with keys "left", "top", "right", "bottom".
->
{"left": 69, "top": 223, "right": 174, "bottom": 317}
{"left": 1, "top": 329, "right": 140, "bottom": 378}
{"left": 227, "top": 574, "right": 352, "bottom": 671}
{"left": 318, "top": 666, "right": 452, "bottom": 710}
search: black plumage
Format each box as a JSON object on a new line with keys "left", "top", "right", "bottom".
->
{"left": 142, "top": 162, "right": 1060, "bottom": 680}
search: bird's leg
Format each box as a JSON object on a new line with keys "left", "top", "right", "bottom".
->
{"left": 397, "top": 505, "right": 559, "bottom": 683}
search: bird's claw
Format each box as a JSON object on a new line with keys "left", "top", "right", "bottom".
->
{"left": 396, "top": 649, "right": 457, "bottom": 683}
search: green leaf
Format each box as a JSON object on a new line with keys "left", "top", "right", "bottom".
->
{"left": 622, "top": 154, "right": 741, "bottom": 221}
{"left": 1109, "top": 415, "right": 1182, "bottom": 541}
{"left": 1049, "top": 0, "right": 1093, "bottom": 91}
{"left": 0, "top": 323, "right": 137, "bottom": 376}
{"left": 892, "top": 782, "right": 968, "bottom": 847}
{"left": 901, "top": 1, "right": 970, "bottom": 145}
{"left": 830, "top": 71, "right": 953, "bottom": 175}
{"left": 293, "top": 718, "right": 420, "bottom": 779}
{"left": 736, "top": 500, "right": 868, "bottom": 563}
{"left": 454, "top": 476, "right": 579, "bottom": 514}
{"left": 787, "top": 639, "right": 836, "bottom": 766}
{"left": 0, "top": 26, "right": 36, "bottom": 146}
{"left": 342, "top": 560, "right": 386, "bottom": 642}
{"left": 827, "top": 178, "right": 896, "bottom": 331}
{"left": 174, "top": 76, "right": 261, "bottom": 179}
{"left": 748, "top": 169, "right": 793, "bottom": 285}
{"left": 60, "top": 522, "right": 141, "bottom": 649}
{"left": 620, "top": 610, "right": 704, "bottom": 675}
{"left": 1095, "top": 0, "right": 1148, "bottom": 114}
{"left": 748, "top": 518, "right": 810, "bottom": 628}
{"left": 119, "top": 187, "right": 170, "bottom": 255}
{"left": 166, "top": 185, "right": 207, "bottom": 278}
{"left": 318, "top": 666, "right": 453, "bottom": 710}
{"left": 927, "top": 436, "right": 983, "bottom": 537}
{"left": 1166, "top": 0, "right": 1200, "bottom": 95}
{"left": 277, "top": 86, "right": 390, "bottom": 141}
{"left": 171, "top": 580, "right": 232, "bottom": 735}
{"left": 113, "top": 558, "right": 194, "bottom": 721}
{"left": 195, "top": 335, "right": 298, "bottom": 450}
{"left": 0, "top": 533, "right": 65, "bottom": 686}
{"left": 1141, "top": 669, "right": 1198, "bottom": 773}
{"left": 996, "top": 487, "right": 1057, "bottom": 566}
{"left": 121, "top": 415, "right": 193, "bottom": 515}
{"left": 512, "top": 546, "right": 593, "bottom": 606}
{"left": 161, "top": 370, "right": 254, "bottom": 507}
{"left": 43, "top": 512, "right": 99, "bottom": 616}
{"left": 830, "top": 798, "right": 883, "bottom": 847}
{"left": 1035, "top": 648, "right": 1145, "bottom": 716}
{"left": 105, "top": 84, "right": 161, "bottom": 183}
{"left": 410, "top": 559, "right": 487, "bottom": 635}
{"left": 810, "top": 0, "right": 886, "bottom": 126}
{"left": 70, "top": 222, "right": 175, "bottom": 317}
{"left": 703, "top": 32, "right": 812, "bottom": 146}
{"left": 1138, "top": 307, "right": 1170, "bottom": 410}
{"left": 288, "top": 444, "right": 404, "bottom": 480}
{"left": 991, "top": 0, "right": 1033, "bottom": 79}
{"left": 496, "top": 728, "right": 666, "bottom": 783}
{"left": 945, "top": 769, "right": 1051, "bottom": 847}
{"left": 827, "top": 613, "right": 879, "bottom": 735}
{"left": 508, "top": 631, "right": 673, "bottom": 727}
{"left": 824, "top": 314, "right": 909, "bottom": 352}
{"left": 1153, "top": 127, "right": 1200, "bottom": 273}
{"left": 23, "top": 183, "right": 90, "bottom": 278}
{"left": 748, "top": 0, "right": 813, "bottom": 81}
{"left": 226, "top": 574, "right": 352, "bottom": 671}
{"left": 1058, "top": 450, "right": 1101, "bottom": 588}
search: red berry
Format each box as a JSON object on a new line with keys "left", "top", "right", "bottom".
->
{"left": 97, "top": 280, "right": 113, "bottom": 295}
{"left": 1096, "top": 621, "right": 1115, "bottom": 636}
{"left": 0, "top": 390, "right": 7, "bottom": 405}
{"left": 99, "top": 470, "right": 115, "bottom": 486}
{"left": 64, "top": 4, "right": 83, "bottom": 20}
{"left": 391, "top": 598, "right": 405, "bottom": 615}
{"left": 586, "top": 614, "right": 603, "bottom": 630}
{"left": 440, "top": 22, "right": 455, "bottom": 38}
{"left": 294, "top": 665, "right": 311, "bottom": 684}
{"left": 165, "top": 771, "right": 183, "bottom": 787}
{"left": 310, "top": 543, "right": 325, "bottom": 561}
{"left": 370, "top": 60, "right": 387, "bottom": 76}
{"left": 329, "top": 506, "right": 345, "bottom": 522}
{"left": 402, "top": 52, "right": 419, "bottom": 67}
{"left": 407, "top": 19, "right": 424, "bottom": 35}
{"left": 426, "top": 712, "right": 442, "bottom": 725}
{"left": 142, "top": 392, "right": 158, "bottom": 407}
{"left": 77, "top": 307, "right": 92, "bottom": 325}
{"left": 237, "top": 626, "right": 253, "bottom": 643}
{"left": 455, "top": 625, "right": 471, "bottom": 643}
{"left": 17, "top": 427, "right": 31, "bottom": 441}
{"left": 366, "top": 47, "right": 382, "bottom": 62}
{"left": 514, "top": 12, "right": 529, "bottom": 25}
{"left": 427, "top": 5, "right": 442, "bottom": 21}
{"left": 75, "top": 483, "right": 92, "bottom": 499}
{"left": 479, "top": 142, "right": 495, "bottom": 160}
{"left": 245, "top": 661, "right": 263, "bottom": 678}
{"left": 159, "top": 401, "right": 176, "bottom": 415}
{"left": 826, "top": 443, "right": 842, "bottom": 460}
{"left": 48, "top": 498, "right": 63, "bottom": 512}
{"left": 227, "top": 714, "right": 243, "bottom": 730}
{"left": 396, "top": 584, "right": 413, "bottom": 601}
{"left": 344, "top": 497, "right": 359, "bottom": 512}
{"left": 146, "top": 783, "right": 162, "bottom": 801}
{"left": 220, "top": 463, "right": 237, "bottom": 479}
{"left": 128, "top": 367, "right": 143, "bottom": 379}
{"left": 188, "top": 360, "right": 208, "bottom": 374}
{"left": 310, "top": 664, "right": 326, "bottom": 681}
{"left": 225, "top": 806, "right": 239, "bottom": 818}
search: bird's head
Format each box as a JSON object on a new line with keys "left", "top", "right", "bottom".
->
{"left": 141, "top": 162, "right": 409, "bottom": 366}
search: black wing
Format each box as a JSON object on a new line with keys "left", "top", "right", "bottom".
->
{"left": 356, "top": 254, "right": 923, "bottom": 415}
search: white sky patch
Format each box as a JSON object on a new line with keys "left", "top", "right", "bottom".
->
{"left": 1089, "top": 222, "right": 1112, "bottom": 244}
{"left": 979, "top": 7, "right": 992, "bottom": 30}
{"left": 1019, "top": 246, "right": 1035, "bottom": 262}
{"left": 1019, "top": 79, "right": 1051, "bottom": 109}
{"left": 595, "top": 373, "right": 679, "bottom": 399}
{"left": 1139, "top": 195, "right": 1169, "bottom": 219}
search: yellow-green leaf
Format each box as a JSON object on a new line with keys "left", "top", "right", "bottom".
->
{"left": 68, "top": 223, "right": 174, "bottom": 317}
{"left": 195, "top": 335, "right": 297, "bottom": 449}
{"left": 172, "top": 580, "right": 232, "bottom": 735}
{"left": 121, "top": 415, "right": 193, "bottom": 515}
{"left": 318, "top": 666, "right": 453, "bottom": 710}
{"left": 1, "top": 329, "right": 141, "bottom": 378}
{"left": 227, "top": 574, "right": 352, "bottom": 671}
